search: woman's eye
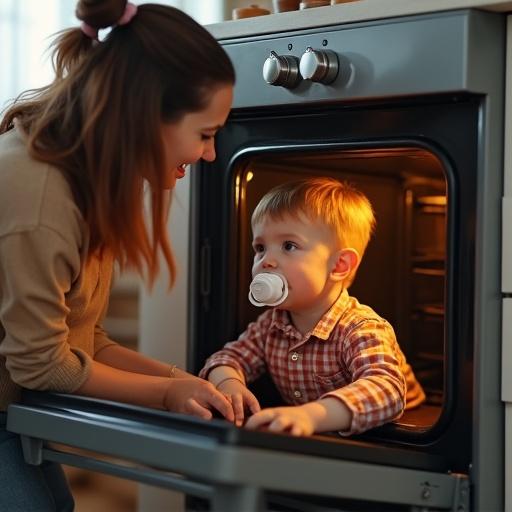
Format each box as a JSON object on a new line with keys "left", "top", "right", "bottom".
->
{"left": 201, "top": 134, "right": 214, "bottom": 141}
{"left": 283, "top": 241, "right": 297, "bottom": 252}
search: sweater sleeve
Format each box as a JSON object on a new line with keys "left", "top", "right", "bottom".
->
{"left": 0, "top": 227, "right": 91, "bottom": 392}
{"left": 93, "top": 287, "right": 118, "bottom": 356}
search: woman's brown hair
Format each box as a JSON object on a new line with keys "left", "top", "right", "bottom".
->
{"left": 0, "top": 0, "right": 235, "bottom": 286}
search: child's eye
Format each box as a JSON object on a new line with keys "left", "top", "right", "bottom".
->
{"left": 253, "top": 243, "right": 265, "bottom": 253}
{"left": 283, "top": 241, "right": 297, "bottom": 252}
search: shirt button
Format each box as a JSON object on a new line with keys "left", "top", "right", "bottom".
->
{"left": 294, "top": 390, "right": 302, "bottom": 398}
{"left": 291, "top": 352, "right": 299, "bottom": 361}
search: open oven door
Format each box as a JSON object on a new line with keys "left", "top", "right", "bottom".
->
{"left": 7, "top": 390, "right": 469, "bottom": 511}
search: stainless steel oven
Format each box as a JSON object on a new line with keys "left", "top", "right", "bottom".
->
{"left": 187, "top": 8, "right": 505, "bottom": 511}
{"left": 6, "top": 7, "right": 506, "bottom": 512}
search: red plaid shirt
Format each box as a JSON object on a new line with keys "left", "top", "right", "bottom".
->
{"left": 200, "top": 289, "right": 425, "bottom": 435}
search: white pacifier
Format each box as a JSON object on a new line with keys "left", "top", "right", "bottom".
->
{"left": 248, "top": 272, "right": 289, "bottom": 307}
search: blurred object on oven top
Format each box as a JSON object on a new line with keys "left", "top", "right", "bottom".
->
{"left": 273, "top": 0, "right": 300, "bottom": 11}
{"left": 233, "top": 4, "right": 271, "bottom": 18}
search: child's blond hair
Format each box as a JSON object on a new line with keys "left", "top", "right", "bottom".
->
{"left": 252, "top": 177, "right": 376, "bottom": 269}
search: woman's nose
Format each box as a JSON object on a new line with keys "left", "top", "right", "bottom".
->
{"left": 202, "top": 140, "right": 216, "bottom": 162}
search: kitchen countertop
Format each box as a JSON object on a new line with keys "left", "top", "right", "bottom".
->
{"left": 207, "top": 0, "right": 512, "bottom": 39}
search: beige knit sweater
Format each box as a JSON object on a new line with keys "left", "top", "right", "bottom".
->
{"left": 0, "top": 127, "right": 117, "bottom": 411}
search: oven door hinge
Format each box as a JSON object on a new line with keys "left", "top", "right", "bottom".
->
{"left": 450, "top": 472, "right": 470, "bottom": 512}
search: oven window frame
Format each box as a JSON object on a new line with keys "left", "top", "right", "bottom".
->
{"left": 225, "top": 139, "right": 454, "bottom": 437}
{"left": 189, "top": 95, "right": 481, "bottom": 473}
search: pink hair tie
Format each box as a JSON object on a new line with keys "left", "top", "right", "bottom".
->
{"left": 117, "top": 2, "right": 138, "bottom": 25}
{"left": 80, "top": 21, "right": 98, "bottom": 40}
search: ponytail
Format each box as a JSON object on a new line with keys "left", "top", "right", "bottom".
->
{"left": 0, "top": 1, "right": 235, "bottom": 287}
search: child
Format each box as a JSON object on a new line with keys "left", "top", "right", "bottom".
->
{"left": 200, "top": 177, "right": 425, "bottom": 436}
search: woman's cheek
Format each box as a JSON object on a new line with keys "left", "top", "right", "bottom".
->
{"left": 189, "top": 143, "right": 207, "bottom": 163}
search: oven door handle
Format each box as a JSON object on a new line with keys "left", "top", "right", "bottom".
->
{"left": 20, "top": 435, "right": 213, "bottom": 498}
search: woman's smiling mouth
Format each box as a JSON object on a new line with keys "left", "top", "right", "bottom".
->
{"left": 176, "top": 164, "right": 187, "bottom": 179}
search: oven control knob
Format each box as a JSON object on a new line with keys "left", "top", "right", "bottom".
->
{"left": 262, "top": 51, "right": 301, "bottom": 89}
{"left": 299, "top": 47, "right": 339, "bottom": 84}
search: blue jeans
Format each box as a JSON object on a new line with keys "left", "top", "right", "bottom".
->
{"left": 0, "top": 412, "right": 75, "bottom": 511}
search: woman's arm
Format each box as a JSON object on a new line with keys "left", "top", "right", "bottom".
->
{"left": 94, "top": 343, "right": 195, "bottom": 379}
{"left": 75, "top": 359, "right": 235, "bottom": 421}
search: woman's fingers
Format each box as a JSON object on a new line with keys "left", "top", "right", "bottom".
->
{"left": 182, "top": 382, "right": 235, "bottom": 422}
{"left": 186, "top": 398, "right": 213, "bottom": 420}
{"left": 204, "top": 388, "right": 235, "bottom": 422}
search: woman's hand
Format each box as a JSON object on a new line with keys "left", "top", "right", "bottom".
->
{"left": 163, "top": 377, "right": 235, "bottom": 422}
{"left": 216, "top": 378, "right": 261, "bottom": 426}
{"left": 244, "top": 405, "right": 316, "bottom": 436}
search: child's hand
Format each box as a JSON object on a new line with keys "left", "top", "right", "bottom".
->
{"left": 216, "top": 378, "right": 261, "bottom": 426}
{"left": 244, "top": 405, "right": 316, "bottom": 436}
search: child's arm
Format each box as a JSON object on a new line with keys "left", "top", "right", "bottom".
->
{"left": 207, "top": 365, "right": 246, "bottom": 387}
{"left": 207, "top": 365, "right": 261, "bottom": 426}
{"left": 244, "top": 397, "right": 352, "bottom": 436}
{"left": 199, "top": 310, "right": 273, "bottom": 383}
{"left": 198, "top": 310, "right": 274, "bottom": 425}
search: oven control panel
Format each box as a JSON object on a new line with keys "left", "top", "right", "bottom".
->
{"left": 263, "top": 47, "right": 340, "bottom": 88}
{"left": 220, "top": 10, "right": 500, "bottom": 109}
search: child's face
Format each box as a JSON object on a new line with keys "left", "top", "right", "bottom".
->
{"left": 251, "top": 213, "right": 341, "bottom": 312}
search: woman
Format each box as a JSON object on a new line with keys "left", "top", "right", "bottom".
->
{"left": 0, "top": 1, "right": 234, "bottom": 509}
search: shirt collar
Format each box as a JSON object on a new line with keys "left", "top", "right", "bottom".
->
{"left": 270, "top": 288, "right": 350, "bottom": 341}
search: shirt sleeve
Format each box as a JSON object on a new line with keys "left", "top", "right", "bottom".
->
{"left": 0, "top": 227, "right": 91, "bottom": 392}
{"left": 321, "top": 318, "right": 406, "bottom": 435}
{"left": 199, "top": 310, "right": 273, "bottom": 382}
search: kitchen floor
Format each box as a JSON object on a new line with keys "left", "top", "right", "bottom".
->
{"left": 65, "top": 466, "right": 137, "bottom": 511}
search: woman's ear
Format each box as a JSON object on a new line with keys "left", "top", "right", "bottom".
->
{"left": 331, "top": 248, "right": 360, "bottom": 282}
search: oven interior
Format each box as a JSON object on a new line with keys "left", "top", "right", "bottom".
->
{"left": 232, "top": 146, "right": 446, "bottom": 431}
